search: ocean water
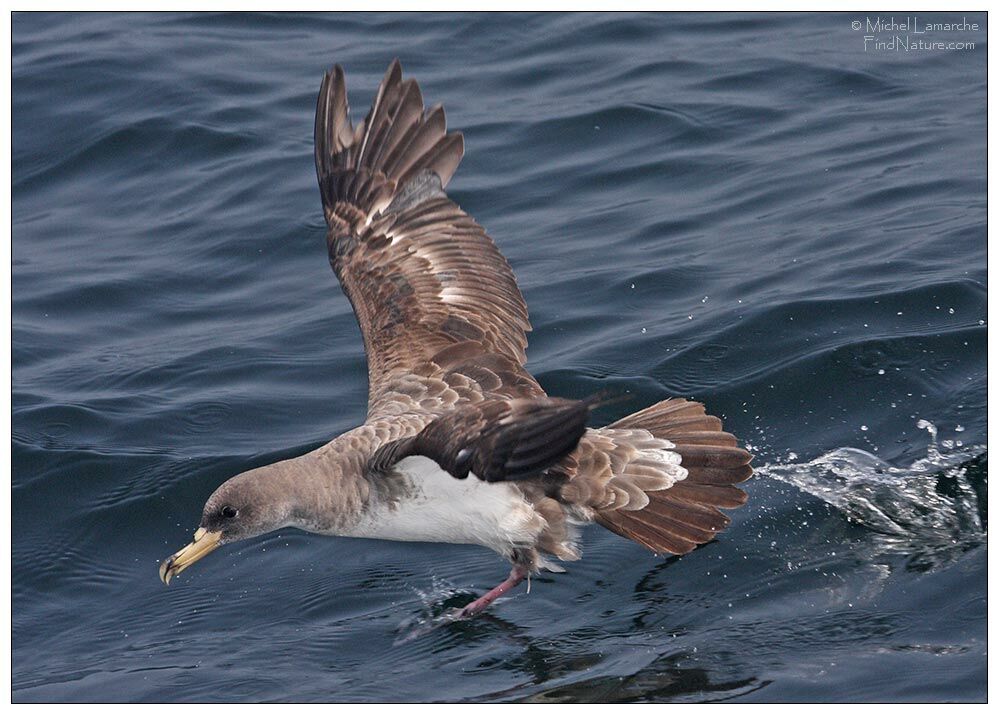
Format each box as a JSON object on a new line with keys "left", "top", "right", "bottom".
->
{"left": 11, "top": 12, "right": 987, "bottom": 703}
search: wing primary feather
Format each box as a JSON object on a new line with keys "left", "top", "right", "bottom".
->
{"left": 355, "top": 59, "right": 402, "bottom": 168}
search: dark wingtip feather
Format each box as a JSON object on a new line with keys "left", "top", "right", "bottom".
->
{"left": 316, "top": 62, "right": 466, "bottom": 221}
{"left": 490, "top": 399, "right": 591, "bottom": 481}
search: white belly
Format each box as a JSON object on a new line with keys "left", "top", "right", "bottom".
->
{"left": 343, "top": 456, "right": 544, "bottom": 555}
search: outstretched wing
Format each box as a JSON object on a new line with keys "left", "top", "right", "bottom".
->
{"left": 315, "top": 60, "right": 536, "bottom": 416}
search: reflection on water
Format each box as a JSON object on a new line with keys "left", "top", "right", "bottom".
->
{"left": 511, "top": 652, "right": 766, "bottom": 703}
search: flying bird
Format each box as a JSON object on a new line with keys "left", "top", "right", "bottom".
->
{"left": 160, "top": 60, "right": 752, "bottom": 617}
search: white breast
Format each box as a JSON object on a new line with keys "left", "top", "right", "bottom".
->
{"left": 342, "top": 456, "right": 545, "bottom": 556}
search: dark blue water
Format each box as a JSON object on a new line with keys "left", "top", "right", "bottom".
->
{"left": 12, "top": 12, "right": 987, "bottom": 702}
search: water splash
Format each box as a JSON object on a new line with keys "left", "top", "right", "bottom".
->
{"left": 758, "top": 421, "right": 986, "bottom": 559}
{"left": 393, "top": 576, "right": 472, "bottom": 643}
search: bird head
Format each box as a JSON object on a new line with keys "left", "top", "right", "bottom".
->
{"left": 159, "top": 465, "right": 295, "bottom": 585}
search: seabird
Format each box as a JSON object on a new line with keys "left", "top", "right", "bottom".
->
{"left": 160, "top": 60, "right": 752, "bottom": 617}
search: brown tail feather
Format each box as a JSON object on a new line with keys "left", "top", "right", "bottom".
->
{"left": 674, "top": 464, "right": 753, "bottom": 485}
{"left": 595, "top": 398, "right": 752, "bottom": 556}
{"left": 665, "top": 430, "right": 739, "bottom": 447}
{"left": 642, "top": 495, "right": 731, "bottom": 532}
{"left": 598, "top": 516, "right": 697, "bottom": 555}
{"left": 672, "top": 444, "right": 752, "bottom": 469}
{"left": 625, "top": 507, "right": 720, "bottom": 543}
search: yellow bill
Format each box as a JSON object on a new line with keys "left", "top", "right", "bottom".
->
{"left": 159, "top": 527, "right": 222, "bottom": 585}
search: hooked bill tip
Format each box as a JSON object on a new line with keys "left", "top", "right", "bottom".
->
{"left": 159, "top": 557, "right": 174, "bottom": 585}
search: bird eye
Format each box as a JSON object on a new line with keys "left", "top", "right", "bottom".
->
{"left": 221, "top": 506, "right": 238, "bottom": 518}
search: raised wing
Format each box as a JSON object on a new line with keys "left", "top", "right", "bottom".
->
{"left": 315, "top": 61, "right": 535, "bottom": 415}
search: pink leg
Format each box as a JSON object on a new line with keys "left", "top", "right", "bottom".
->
{"left": 457, "top": 566, "right": 529, "bottom": 617}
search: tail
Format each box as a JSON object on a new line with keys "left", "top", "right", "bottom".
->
{"left": 591, "top": 399, "right": 752, "bottom": 555}
{"left": 314, "top": 59, "right": 464, "bottom": 234}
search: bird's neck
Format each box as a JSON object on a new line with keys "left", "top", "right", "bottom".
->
{"left": 260, "top": 438, "right": 374, "bottom": 536}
